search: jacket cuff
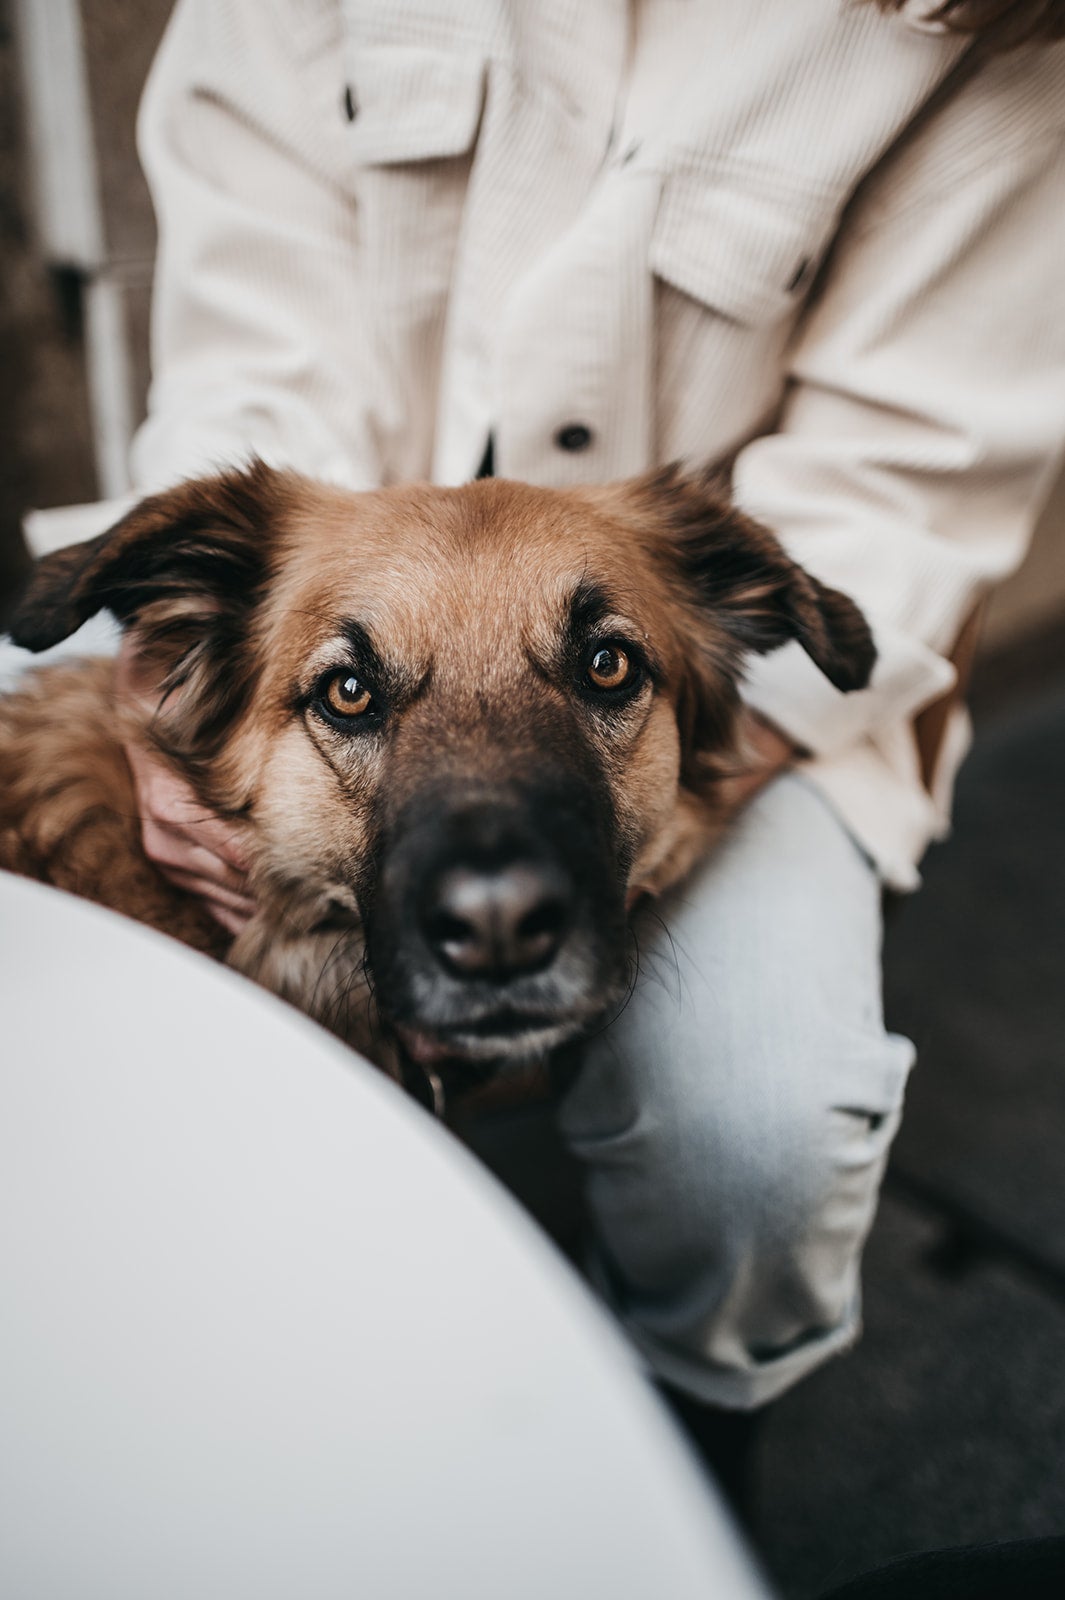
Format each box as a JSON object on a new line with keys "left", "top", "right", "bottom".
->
{"left": 742, "top": 618, "right": 956, "bottom": 758}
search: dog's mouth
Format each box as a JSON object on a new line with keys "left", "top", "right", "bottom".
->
{"left": 397, "top": 1010, "right": 581, "bottom": 1061}
{"left": 356, "top": 781, "right": 631, "bottom": 1115}
{"left": 391, "top": 1008, "right": 596, "bottom": 1116}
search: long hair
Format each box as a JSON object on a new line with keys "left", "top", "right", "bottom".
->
{"left": 873, "top": 1, "right": 1065, "bottom": 49}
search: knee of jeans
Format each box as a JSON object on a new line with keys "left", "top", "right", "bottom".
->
{"left": 566, "top": 1028, "right": 912, "bottom": 1323}
{"left": 661, "top": 1076, "right": 855, "bottom": 1274}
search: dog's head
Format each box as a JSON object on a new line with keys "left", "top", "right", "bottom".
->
{"left": 11, "top": 462, "right": 874, "bottom": 1076}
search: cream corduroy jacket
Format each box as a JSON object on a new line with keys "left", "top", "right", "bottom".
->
{"left": 94, "top": 0, "right": 1065, "bottom": 886}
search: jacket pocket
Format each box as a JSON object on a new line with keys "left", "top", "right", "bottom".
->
{"left": 651, "top": 170, "right": 838, "bottom": 325}
{"left": 340, "top": 44, "right": 486, "bottom": 165}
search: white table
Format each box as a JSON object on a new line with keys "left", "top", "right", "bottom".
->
{"left": 0, "top": 872, "right": 768, "bottom": 1599}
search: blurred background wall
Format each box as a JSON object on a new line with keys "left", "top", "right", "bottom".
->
{"left": 1, "top": 0, "right": 168, "bottom": 612}
{"left": 2, "top": 0, "right": 1064, "bottom": 662}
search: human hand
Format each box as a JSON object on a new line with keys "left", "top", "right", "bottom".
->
{"left": 115, "top": 636, "right": 256, "bottom": 935}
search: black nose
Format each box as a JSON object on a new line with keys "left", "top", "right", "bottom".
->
{"left": 421, "top": 861, "right": 572, "bottom": 980}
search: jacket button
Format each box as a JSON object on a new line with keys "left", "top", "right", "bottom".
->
{"left": 343, "top": 84, "right": 358, "bottom": 122}
{"left": 555, "top": 423, "right": 593, "bottom": 453}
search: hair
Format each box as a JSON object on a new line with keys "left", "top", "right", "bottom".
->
{"left": 872, "top": 0, "right": 1065, "bottom": 49}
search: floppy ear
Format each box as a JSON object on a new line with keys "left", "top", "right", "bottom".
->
{"left": 9, "top": 459, "right": 285, "bottom": 652}
{"left": 9, "top": 459, "right": 291, "bottom": 770}
{"left": 639, "top": 464, "right": 876, "bottom": 694}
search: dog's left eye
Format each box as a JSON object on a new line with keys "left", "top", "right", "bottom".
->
{"left": 584, "top": 644, "right": 640, "bottom": 695}
{"left": 318, "top": 670, "right": 375, "bottom": 722}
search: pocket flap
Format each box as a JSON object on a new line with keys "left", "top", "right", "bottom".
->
{"left": 651, "top": 172, "right": 834, "bottom": 324}
{"left": 341, "top": 45, "right": 486, "bottom": 165}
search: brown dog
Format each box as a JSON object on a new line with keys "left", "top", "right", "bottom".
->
{"left": 1, "top": 463, "right": 874, "bottom": 1097}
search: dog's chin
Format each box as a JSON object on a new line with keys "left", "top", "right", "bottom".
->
{"left": 395, "top": 1015, "right": 583, "bottom": 1072}
{"left": 389, "top": 1018, "right": 583, "bottom": 1118}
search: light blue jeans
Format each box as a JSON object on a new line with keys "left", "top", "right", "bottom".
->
{"left": 559, "top": 773, "right": 915, "bottom": 1410}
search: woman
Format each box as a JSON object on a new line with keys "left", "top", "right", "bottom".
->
{"left": 115, "top": 0, "right": 1065, "bottom": 1490}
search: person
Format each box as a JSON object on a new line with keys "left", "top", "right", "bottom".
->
{"left": 98, "top": 0, "right": 1065, "bottom": 1490}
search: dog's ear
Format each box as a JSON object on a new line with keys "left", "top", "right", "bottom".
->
{"left": 9, "top": 460, "right": 286, "bottom": 655}
{"left": 638, "top": 465, "right": 876, "bottom": 693}
{"left": 9, "top": 461, "right": 293, "bottom": 778}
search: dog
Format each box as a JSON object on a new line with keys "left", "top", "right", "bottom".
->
{"left": 1, "top": 462, "right": 874, "bottom": 1104}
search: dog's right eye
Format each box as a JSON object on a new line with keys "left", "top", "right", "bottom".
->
{"left": 586, "top": 645, "right": 633, "bottom": 692}
{"left": 580, "top": 642, "right": 643, "bottom": 699}
{"left": 315, "top": 670, "right": 376, "bottom": 725}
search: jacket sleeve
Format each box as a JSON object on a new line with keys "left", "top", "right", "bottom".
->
{"left": 737, "top": 45, "right": 1065, "bottom": 758}
{"left": 130, "top": 0, "right": 382, "bottom": 495}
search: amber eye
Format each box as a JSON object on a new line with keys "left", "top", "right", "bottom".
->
{"left": 585, "top": 644, "right": 635, "bottom": 693}
{"left": 323, "top": 671, "right": 374, "bottom": 719}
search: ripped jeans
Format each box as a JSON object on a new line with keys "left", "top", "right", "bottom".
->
{"left": 559, "top": 772, "right": 914, "bottom": 1410}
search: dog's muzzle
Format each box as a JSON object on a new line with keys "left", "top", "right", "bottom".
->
{"left": 366, "top": 783, "right": 627, "bottom": 1078}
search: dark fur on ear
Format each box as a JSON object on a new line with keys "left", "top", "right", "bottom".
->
{"left": 615, "top": 464, "right": 878, "bottom": 794}
{"left": 640, "top": 464, "right": 877, "bottom": 694}
{"left": 9, "top": 459, "right": 290, "bottom": 782}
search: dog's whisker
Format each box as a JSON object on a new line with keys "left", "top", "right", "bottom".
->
{"left": 634, "top": 906, "right": 686, "bottom": 1005}
{"left": 307, "top": 925, "right": 362, "bottom": 1022}
{"left": 577, "top": 923, "right": 643, "bottom": 1048}
{"left": 336, "top": 959, "right": 372, "bottom": 1032}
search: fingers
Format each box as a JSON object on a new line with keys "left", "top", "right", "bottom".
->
{"left": 141, "top": 830, "right": 257, "bottom": 935}
{"left": 140, "top": 813, "right": 257, "bottom": 931}
{"left": 146, "top": 853, "right": 257, "bottom": 915}
{"left": 117, "top": 634, "right": 257, "bottom": 925}
{"left": 134, "top": 760, "right": 251, "bottom": 875}
{"left": 120, "top": 709, "right": 254, "bottom": 926}
{"left": 207, "top": 902, "right": 255, "bottom": 937}
{"left": 138, "top": 804, "right": 255, "bottom": 916}
{"left": 156, "top": 866, "right": 257, "bottom": 935}
{"left": 139, "top": 817, "right": 251, "bottom": 896}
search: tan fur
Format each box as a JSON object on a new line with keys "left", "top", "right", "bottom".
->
{"left": 0, "top": 658, "right": 227, "bottom": 958}
{"left": 2, "top": 468, "right": 874, "bottom": 1080}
